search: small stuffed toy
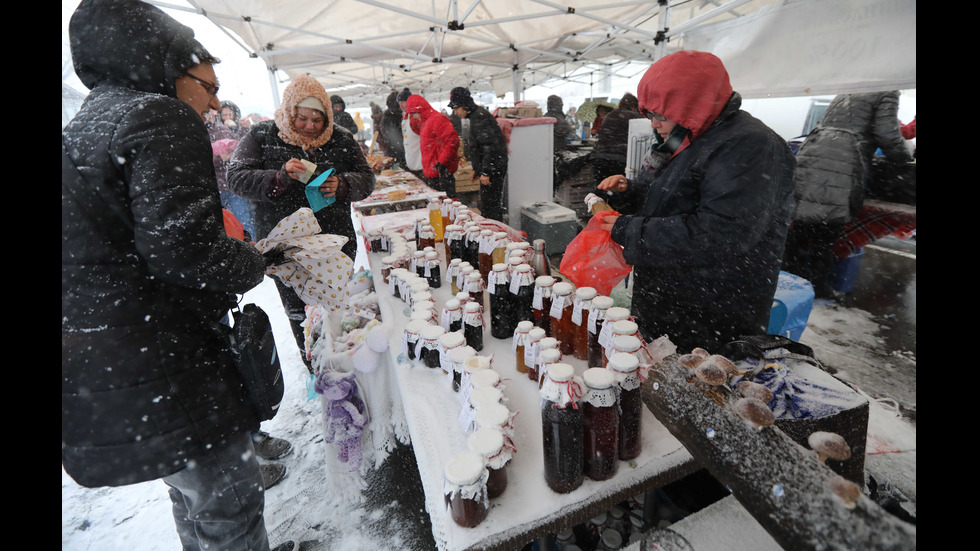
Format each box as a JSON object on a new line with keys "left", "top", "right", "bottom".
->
{"left": 315, "top": 371, "right": 368, "bottom": 471}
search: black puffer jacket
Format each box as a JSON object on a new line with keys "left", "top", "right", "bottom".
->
{"left": 609, "top": 94, "right": 796, "bottom": 352}
{"left": 379, "top": 91, "right": 406, "bottom": 165}
{"left": 464, "top": 106, "right": 509, "bottom": 182}
{"left": 330, "top": 95, "right": 360, "bottom": 136}
{"left": 227, "top": 120, "right": 375, "bottom": 259}
{"left": 62, "top": 0, "right": 267, "bottom": 488}
{"left": 793, "top": 91, "right": 913, "bottom": 224}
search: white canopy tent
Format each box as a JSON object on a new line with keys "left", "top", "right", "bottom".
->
{"left": 152, "top": 0, "right": 915, "bottom": 109}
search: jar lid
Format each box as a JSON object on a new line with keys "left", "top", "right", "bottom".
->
{"left": 575, "top": 286, "right": 597, "bottom": 300}
{"left": 440, "top": 331, "right": 466, "bottom": 347}
{"left": 468, "top": 427, "right": 505, "bottom": 458}
{"left": 546, "top": 363, "right": 574, "bottom": 382}
{"left": 456, "top": 291, "right": 470, "bottom": 301}
{"left": 412, "top": 291, "right": 432, "bottom": 304}
{"left": 409, "top": 310, "right": 433, "bottom": 323}
{"left": 421, "top": 224, "right": 433, "bottom": 231}
{"left": 381, "top": 255, "right": 397, "bottom": 263}
{"left": 493, "top": 231, "right": 508, "bottom": 239}
{"left": 553, "top": 281, "right": 574, "bottom": 295}
{"left": 423, "top": 246, "right": 435, "bottom": 253}
{"left": 583, "top": 367, "right": 615, "bottom": 389}
{"left": 591, "top": 296, "right": 614, "bottom": 309}
{"left": 445, "top": 298, "right": 461, "bottom": 309}
{"left": 515, "top": 241, "right": 531, "bottom": 249}
{"left": 539, "top": 348, "right": 561, "bottom": 363}
{"left": 514, "top": 263, "right": 532, "bottom": 272}
{"left": 474, "top": 402, "right": 510, "bottom": 428}
{"left": 405, "top": 319, "right": 428, "bottom": 333}
{"left": 507, "top": 256, "right": 524, "bottom": 266}
{"left": 468, "top": 386, "right": 503, "bottom": 409}
{"left": 449, "top": 258, "right": 462, "bottom": 266}
{"left": 516, "top": 320, "right": 534, "bottom": 332}
{"left": 413, "top": 249, "right": 425, "bottom": 257}
{"left": 463, "top": 355, "right": 491, "bottom": 372}
{"left": 535, "top": 275, "right": 555, "bottom": 287}
{"left": 421, "top": 325, "right": 446, "bottom": 339}
{"left": 492, "top": 263, "right": 507, "bottom": 272}
{"left": 612, "top": 320, "right": 638, "bottom": 335}
{"left": 467, "top": 272, "right": 481, "bottom": 280}
{"left": 464, "top": 301, "right": 481, "bottom": 312}
{"left": 612, "top": 334, "right": 642, "bottom": 352}
{"left": 445, "top": 224, "right": 462, "bottom": 231}
{"left": 601, "top": 529, "right": 622, "bottom": 547}
{"left": 608, "top": 352, "right": 639, "bottom": 373}
{"left": 390, "top": 267, "right": 409, "bottom": 277}
{"left": 480, "top": 229, "right": 493, "bottom": 235}
{"left": 409, "top": 280, "right": 429, "bottom": 291}
{"left": 606, "top": 307, "right": 631, "bottom": 321}
{"left": 425, "top": 251, "right": 438, "bottom": 259}
{"left": 528, "top": 327, "right": 546, "bottom": 340}
{"left": 444, "top": 450, "right": 487, "bottom": 485}
{"left": 539, "top": 337, "right": 558, "bottom": 350}
{"left": 469, "top": 368, "right": 500, "bottom": 388}
{"left": 449, "top": 345, "right": 477, "bottom": 363}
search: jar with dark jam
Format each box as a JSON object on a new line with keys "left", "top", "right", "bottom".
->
{"left": 439, "top": 330, "right": 466, "bottom": 378}
{"left": 418, "top": 325, "right": 446, "bottom": 369}
{"left": 419, "top": 223, "right": 436, "bottom": 251}
{"left": 588, "top": 296, "right": 614, "bottom": 367}
{"left": 550, "top": 282, "right": 575, "bottom": 355}
{"left": 512, "top": 320, "right": 533, "bottom": 374}
{"left": 488, "top": 263, "right": 513, "bottom": 339}
{"left": 463, "top": 271, "right": 485, "bottom": 305}
{"left": 424, "top": 250, "right": 441, "bottom": 288}
{"left": 608, "top": 352, "right": 643, "bottom": 460}
{"left": 465, "top": 224, "right": 482, "bottom": 268}
{"left": 462, "top": 301, "right": 484, "bottom": 352}
{"left": 443, "top": 450, "right": 489, "bottom": 528}
{"left": 402, "top": 319, "right": 427, "bottom": 360}
{"left": 539, "top": 363, "right": 584, "bottom": 493}
{"left": 532, "top": 276, "right": 555, "bottom": 334}
{"left": 468, "top": 427, "right": 513, "bottom": 499}
{"left": 448, "top": 346, "right": 477, "bottom": 392}
{"left": 582, "top": 367, "right": 619, "bottom": 481}
{"left": 389, "top": 268, "right": 408, "bottom": 300}
{"left": 369, "top": 230, "right": 383, "bottom": 252}
{"left": 445, "top": 224, "right": 464, "bottom": 262}
{"left": 571, "top": 287, "right": 597, "bottom": 361}
{"left": 477, "top": 229, "right": 494, "bottom": 285}
{"left": 509, "top": 264, "right": 535, "bottom": 324}
{"left": 412, "top": 250, "right": 426, "bottom": 278}
{"left": 441, "top": 298, "right": 463, "bottom": 333}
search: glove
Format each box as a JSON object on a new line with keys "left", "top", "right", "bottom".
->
{"left": 263, "top": 248, "right": 289, "bottom": 267}
{"left": 435, "top": 162, "right": 450, "bottom": 178}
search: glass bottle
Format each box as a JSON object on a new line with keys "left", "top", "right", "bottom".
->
{"left": 477, "top": 229, "right": 494, "bottom": 285}
{"left": 448, "top": 345, "right": 477, "bottom": 393}
{"left": 445, "top": 224, "right": 464, "bottom": 262}
{"left": 424, "top": 250, "right": 441, "bottom": 288}
{"left": 599, "top": 307, "right": 631, "bottom": 365}
{"left": 536, "top": 346, "right": 562, "bottom": 389}
{"left": 588, "top": 296, "right": 614, "bottom": 368}
{"left": 456, "top": 263, "right": 475, "bottom": 297}
{"left": 439, "top": 330, "right": 466, "bottom": 379}
{"left": 427, "top": 199, "right": 444, "bottom": 243}
{"left": 418, "top": 324, "right": 445, "bottom": 369}
{"left": 532, "top": 275, "right": 555, "bottom": 335}
{"left": 388, "top": 268, "right": 408, "bottom": 300}
{"left": 539, "top": 363, "right": 584, "bottom": 493}
{"left": 488, "top": 263, "right": 513, "bottom": 339}
{"left": 524, "top": 327, "right": 546, "bottom": 383}
{"left": 414, "top": 213, "right": 427, "bottom": 249}
{"left": 443, "top": 450, "right": 489, "bottom": 528}
{"left": 468, "top": 427, "right": 512, "bottom": 500}
{"left": 550, "top": 282, "right": 575, "bottom": 356}
{"left": 420, "top": 223, "right": 436, "bottom": 250}
{"left": 465, "top": 224, "right": 482, "bottom": 268}
{"left": 608, "top": 352, "right": 643, "bottom": 461}
{"left": 463, "top": 301, "right": 484, "bottom": 352}
{"left": 446, "top": 258, "right": 462, "bottom": 294}
{"left": 571, "top": 287, "right": 597, "bottom": 361}
{"left": 441, "top": 198, "right": 453, "bottom": 231}
{"left": 369, "top": 230, "right": 383, "bottom": 252}
{"left": 491, "top": 232, "right": 509, "bottom": 267}
{"left": 606, "top": 320, "right": 640, "bottom": 363}
{"left": 512, "top": 321, "right": 533, "bottom": 374}
{"left": 407, "top": 280, "right": 430, "bottom": 308}
{"left": 509, "top": 264, "right": 535, "bottom": 324}
{"left": 402, "top": 319, "right": 427, "bottom": 360}
{"left": 582, "top": 367, "right": 619, "bottom": 481}
{"left": 412, "top": 249, "right": 426, "bottom": 278}
{"left": 441, "top": 298, "right": 463, "bottom": 333}
{"left": 530, "top": 239, "right": 550, "bottom": 277}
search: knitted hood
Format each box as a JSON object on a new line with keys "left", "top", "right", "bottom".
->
{"left": 274, "top": 75, "right": 335, "bottom": 151}
{"left": 637, "top": 50, "right": 733, "bottom": 155}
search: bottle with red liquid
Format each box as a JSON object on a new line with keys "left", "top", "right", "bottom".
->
{"left": 608, "top": 352, "right": 643, "bottom": 461}
{"left": 477, "top": 229, "right": 494, "bottom": 285}
{"left": 467, "top": 427, "right": 513, "bottom": 500}
{"left": 524, "top": 327, "right": 546, "bottom": 383}
{"left": 443, "top": 450, "right": 489, "bottom": 528}
{"left": 539, "top": 362, "right": 584, "bottom": 493}
{"left": 550, "top": 282, "right": 575, "bottom": 355}
{"left": 571, "top": 287, "right": 597, "bottom": 361}
{"left": 532, "top": 276, "right": 555, "bottom": 335}
{"left": 582, "top": 367, "right": 619, "bottom": 481}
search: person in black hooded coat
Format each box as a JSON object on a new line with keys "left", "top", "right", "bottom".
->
{"left": 330, "top": 94, "right": 359, "bottom": 135}
{"left": 62, "top": 1, "right": 295, "bottom": 550}
{"left": 379, "top": 90, "right": 406, "bottom": 166}
{"left": 448, "top": 86, "right": 509, "bottom": 221}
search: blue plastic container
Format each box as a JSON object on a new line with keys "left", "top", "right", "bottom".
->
{"left": 828, "top": 247, "right": 865, "bottom": 294}
{"left": 768, "top": 271, "right": 815, "bottom": 341}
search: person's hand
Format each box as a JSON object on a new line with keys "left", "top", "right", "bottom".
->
{"left": 597, "top": 175, "right": 628, "bottom": 193}
{"left": 283, "top": 158, "right": 308, "bottom": 181}
{"left": 597, "top": 211, "right": 621, "bottom": 232}
{"left": 479, "top": 174, "right": 491, "bottom": 186}
{"left": 319, "top": 174, "right": 341, "bottom": 197}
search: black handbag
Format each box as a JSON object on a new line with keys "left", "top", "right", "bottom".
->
{"left": 229, "top": 303, "right": 285, "bottom": 422}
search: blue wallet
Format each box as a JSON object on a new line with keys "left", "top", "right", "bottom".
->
{"left": 305, "top": 168, "right": 337, "bottom": 212}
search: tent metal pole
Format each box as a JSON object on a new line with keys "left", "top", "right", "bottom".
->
{"left": 268, "top": 66, "right": 281, "bottom": 111}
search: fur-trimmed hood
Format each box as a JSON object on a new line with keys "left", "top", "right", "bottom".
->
{"left": 274, "top": 75, "right": 335, "bottom": 151}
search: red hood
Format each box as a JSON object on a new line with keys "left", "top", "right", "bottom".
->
{"left": 405, "top": 94, "right": 436, "bottom": 134}
{"left": 637, "top": 50, "right": 733, "bottom": 153}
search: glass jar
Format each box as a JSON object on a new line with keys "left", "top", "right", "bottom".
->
{"left": 609, "top": 334, "right": 643, "bottom": 363}
{"left": 446, "top": 258, "right": 462, "bottom": 294}
{"left": 588, "top": 296, "right": 614, "bottom": 368}
{"left": 441, "top": 198, "right": 453, "bottom": 230}
{"left": 448, "top": 345, "right": 477, "bottom": 393}
{"left": 456, "top": 263, "right": 475, "bottom": 296}
{"left": 412, "top": 249, "right": 427, "bottom": 278}
{"left": 474, "top": 402, "right": 513, "bottom": 440}
{"left": 463, "top": 271, "right": 485, "bottom": 305}
{"left": 419, "top": 223, "right": 436, "bottom": 250}
{"left": 597, "top": 528, "right": 623, "bottom": 551}
{"left": 445, "top": 224, "right": 464, "bottom": 263}
{"left": 550, "top": 282, "right": 575, "bottom": 355}
{"left": 524, "top": 327, "right": 546, "bottom": 383}
{"left": 441, "top": 298, "right": 463, "bottom": 333}
{"left": 463, "top": 301, "right": 484, "bottom": 352}
{"left": 488, "top": 263, "right": 513, "bottom": 339}
{"left": 468, "top": 385, "right": 503, "bottom": 412}
{"left": 582, "top": 367, "right": 619, "bottom": 481}
{"left": 468, "top": 427, "right": 513, "bottom": 500}
{"left": 369, "top": 229, "right": 383, "bottom": 252}
{"left": 389, "top": 267, "right": 409, "bottom": 299}
{"left": 477, "top": 229, "right": 494, "bottom": 285}
{"left": 427, "top": 199, "right": 444, "bottom": 243}
{"left": 536, "top": 347, "right": 562, "bottom": 389}
{"left": 439, "top": 331, "right": 466, "bottom": 379}
{"left": 380, "top": 255, "right": 398, "bottom": 284}
{"left": 409, "top": 306, "right": 436, "bottom": 327}
{"left": 402, "top": 319, "right": 427, "bottom": 360}
{"left": 509, "top": 264, "right": 535, "bottom": 324}
{"left": 606, "top": 320, "right": 640, "bottom": 364}
{"left": 512, "top": 321, "right": 534, "bottom": 374}
{"left": 539, "top": 363, "right": 584, "bottom": 493}
{"left": 423, "top": 251, "right": 441, "bottom": 288}
{"left": 532, "top": 276, "right": 555, "bottom": 335}
{"left": 572, "top": 287, "right": 597, "bottom": 361}
{"left": 608, "top": 352, "right": 643, "bottom": 461}
{"left": 490, "top": 232, "right": 509, "bottom": 267}
{"left": 443, "top": 450, "right": 489, "bottom": 528}
{"left": 408, "top": 288, "right": 431, "bottom": 310}
{"left": 418, "top": 325, "right": 446, "bottom": 369}
{"left": 599, "top": 307, "right": 631, "bottom": 365}
{"left": 462, "top": 354, "right": 491, "bottom": 395}
{"left": 465, "top": 224, "right": 482, "bottom": 268}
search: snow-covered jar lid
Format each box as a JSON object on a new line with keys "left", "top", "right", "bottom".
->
{"left": 573, "top": 286, "right": 597, "bottom": 326}
{"left": 608, "top": 352, "right": 642, "bottom": 391}
{"left": 464, "top": 271, "right": 484, "bottom": 294}
{"left": 440, "top": 331, "right": 466, "bottom": 350}
{"left": 420, "top": 325, "right": 446, "bottom": 347}
{"left": 509, "top": 263, "right": 535, "bottom": 294}
{"left": 410, "top": 308, "right": 436, "bottom": 325}
{"left": 611, "top": 334, "right": 643, "bottom": 354}
{"left": 539, "top": 337, "right": 559, "bottom": 354}
{"left": 605, "top": 307, "right": 631, "bottom": 322}
{"left": 468, "top": 427, "right": 514, "bottom": 469}
{"left": 512, "top": 320, "right": 534, "bottom": 351}
{"left": 468, "top": 386, "right": 503, "bottom": 411}
{"left": 583, "top": 367, "right": 617, "bottom": 407}
{"left": 449, "top": 345, "right": 477, "bottom": 374}
{"left": 588, "top": 295, "right": 615, "bottom": 333}
{"left": 475, "top": 402, "right": 512, "bottom": 433}
{"left": 443, "top": 450, "right": 489, "bottom": 502}
{"left": 552, "top": 281, "right": 574, "bottom": 297}
{"left": 469, "top": 368, "right": 501, "bottom": 389}
{"left": 488, "top": 263, "right": 509, "bottom": 293}
{"left": 611, "top": 319, "right": 639, "bottom": 337}
{"left": 463, "top": 354, "right": 492, "bottom": 375}
{"left": 540, "top": 363, "right": 583, "bottom": 408}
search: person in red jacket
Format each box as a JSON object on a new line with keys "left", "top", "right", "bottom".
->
{"left": 405, "top": 94, "right": 460, "bottom": 198}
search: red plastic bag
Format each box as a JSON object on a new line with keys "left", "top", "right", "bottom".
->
{"left": 559, "top": 210, "right": 632, "bottom": 296}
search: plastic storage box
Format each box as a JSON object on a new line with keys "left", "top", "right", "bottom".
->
{"left": 521, "top": 202, "right": 580, "bottom": 253}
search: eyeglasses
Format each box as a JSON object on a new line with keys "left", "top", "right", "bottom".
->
{"left": 642, "top": 109, "right": 667, "bottom": 122}
{"left": 185, "top": 73, "right": 220, "bottom": 98}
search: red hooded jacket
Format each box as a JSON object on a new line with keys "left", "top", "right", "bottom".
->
{"left": 405, "top": 94, "right": 459, "bottom": 178}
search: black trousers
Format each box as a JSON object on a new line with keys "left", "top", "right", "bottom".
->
{"left": 782, "top": 221, "right": 845, "bottom": 299}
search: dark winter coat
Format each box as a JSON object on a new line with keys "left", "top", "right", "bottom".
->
{"left": 792, "top": 91, "right": 913, "bottom": 225}
{"left": 62, "top": 0, "right": 267, "bottom": 488}
{"left": 330, "top": 95, "right": 359, "bottom": 136}
{"left": 592, "top": 103, "right": 645, "bottom": 163}
{"left": 607, "top": 51, "right": 796, "bottom": 352}
{"left": 545, "top": 96, "right": 573, "bottom": 152}
{"left": 379, "top": 91, "right": 406, "bottom": 165}
{"left": 227, "top": 120, "right": 375, "bottom": 259}
{"left": 463, "top": 105, "right": 508, "bottom": 183}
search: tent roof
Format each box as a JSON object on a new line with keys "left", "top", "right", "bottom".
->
{"left": 168, "top": 0, "right": 914, "bottom": 107}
